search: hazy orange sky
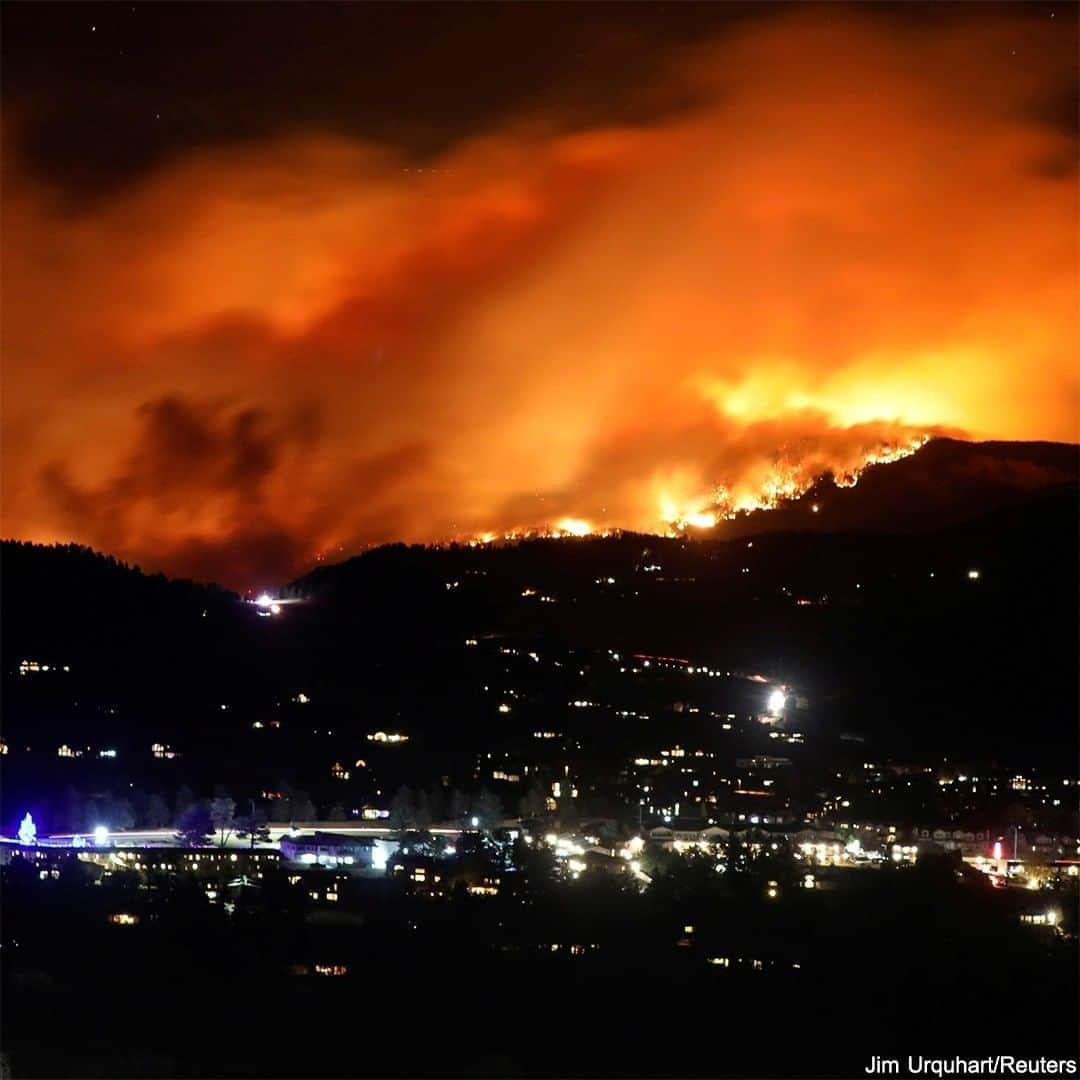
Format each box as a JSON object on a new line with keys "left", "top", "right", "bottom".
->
{"left": 2, "top": 5, "right": 1077, "bottom": 586}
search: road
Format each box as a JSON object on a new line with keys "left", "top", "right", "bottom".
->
{"left": 20, "top": 822, "right": 466, "bottom": 849}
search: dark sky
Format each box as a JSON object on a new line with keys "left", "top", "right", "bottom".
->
{"left": 6, "top": 2, "right": 1072, "bottom": 195}
{"left": 4, "top": 3, "right": 754, "bottom": 193}
{"left": 2, "top": 2, "right": 1076, "bottom": 588}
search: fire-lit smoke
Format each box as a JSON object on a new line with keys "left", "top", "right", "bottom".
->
{"left": 2, "top": 12, "right": 1076, "bottom": 585}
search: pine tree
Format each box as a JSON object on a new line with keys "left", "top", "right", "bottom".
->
{"left": 389, "top": 786, "right": 416, "bottom": 832}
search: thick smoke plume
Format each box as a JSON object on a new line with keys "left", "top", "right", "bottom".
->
{"left": 3, "top": 12, "right": 1076, "bottom": 585}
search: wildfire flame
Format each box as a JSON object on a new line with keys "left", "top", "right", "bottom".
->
{"left": 467, "top": 433, "right": 931, "bottom": 545}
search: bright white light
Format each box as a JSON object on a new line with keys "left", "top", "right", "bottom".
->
{"left": 768, "top": 689, "right": 786, "bottom": 715}
{"left": 269, "top": 603, "right": 281, "bottom": 615}
{"left": 255, "top": 593, "right": 274, "bottom": 608}
{"left": 93, "top": 825, "right": 110, "bottom": 846}
{"left": 18, "top": 812, "right": 36, "bottom": 846}
{"left": 371, "top": 841, "right": 390, "bottom": 871}
{"left": 470, "top": 816, "right": 480, "bottom": 828}
{"left": 967, "top": 569, "right": 980, "bottom": 580}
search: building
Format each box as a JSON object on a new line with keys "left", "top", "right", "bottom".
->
{"left": 279, "top": 831, "right": 387, "bottom": 869}
{"left": 647, "top": 823, "right": 729, "bottom": 849}
{"left": 82, "top": 846, "right": 282, "bottom": 878}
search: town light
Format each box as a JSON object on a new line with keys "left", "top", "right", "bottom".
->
{"left": 93, "top": 825, "right": 110, "bottom": 845}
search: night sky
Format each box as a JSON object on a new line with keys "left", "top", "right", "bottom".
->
{"left": 2, "top": 2, "right": 1076, "bottom": 587}
{"left": 3, "top": 3, "right": 786, "bottom": 186}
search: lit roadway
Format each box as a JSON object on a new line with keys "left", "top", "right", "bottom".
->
{"left": 18, "top": 823, "right": 466, "bottom": 849}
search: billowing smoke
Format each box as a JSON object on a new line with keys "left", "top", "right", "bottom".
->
{"left": 2, "top": 11, "right": 1076, "bottom": 585}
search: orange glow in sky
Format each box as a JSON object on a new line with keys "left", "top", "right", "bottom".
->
{"left": 1, "top": 11, "right": 1076, "bottom": 585}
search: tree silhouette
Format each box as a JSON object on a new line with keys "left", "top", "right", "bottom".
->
{"left": 235, "top": 805, "right": 271, "bottom": 848}
{"left": 518, "top": 781, "right": 548, "bottom": 821}
{"left": 426, "top": 785, "right": 446, "bottom": 824}
{"left": 389, "top": 786, "right": 416, "bottom": 832}
{"left": 174, "top": 785, "right": 196, "bottom": 825}
{"left": 175, "top": 803, "right": 213, "bottom": 846}
{"left": 449, "top": 788, "right": 469, "bottom": 825}
{"left": 146, "top": 793, "right": 171, "bottom": 829}
{"left": 210, "top": 796, "right": 236, "bottom": 847}
{"left": 473, "top": 788, "right": 504, "bottom": 831}
{"left": 415, "top": 790, "right": 433, "bottom": 829}
{"left": 110, "top": 796, "right": 136, "bottom": 831}
{"left": 61, "top": 786, "right": 85, "bottom": 833}
{"left": 289, "top": 791, "right": 316, "bottom": 823}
